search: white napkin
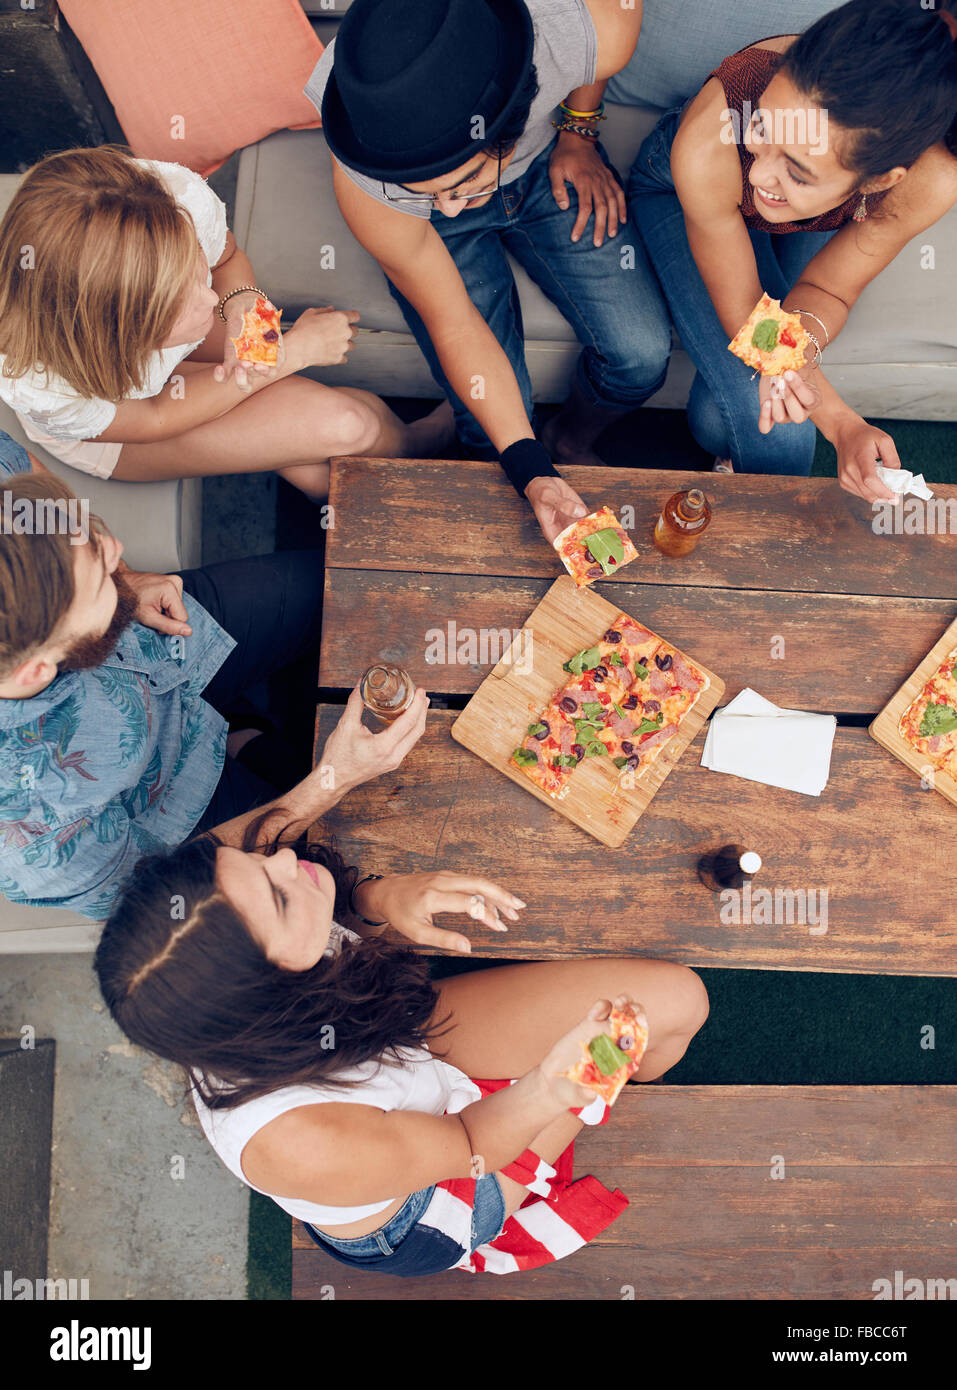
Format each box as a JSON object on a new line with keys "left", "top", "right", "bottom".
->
{"left": 875, "top": 464, "right": 934, "bottom": 500}
{"left": 701, "top": 688, "right": 836, "bottom": 797}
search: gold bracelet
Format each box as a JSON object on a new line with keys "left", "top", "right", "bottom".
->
{"left": 217, "top": 284, "right": 268, "bottom": 322}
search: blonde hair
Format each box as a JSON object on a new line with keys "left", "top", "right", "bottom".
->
{"left": 0, "top": 146, "right": 200, "bottom": 402}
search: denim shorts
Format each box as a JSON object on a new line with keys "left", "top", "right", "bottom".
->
{"left": 310, "top": 1172, "right": 507, "bottom": 1260}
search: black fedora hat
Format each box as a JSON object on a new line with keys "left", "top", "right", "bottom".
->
{"left": 321, "top": 0, "right": 535, "bottom": 182}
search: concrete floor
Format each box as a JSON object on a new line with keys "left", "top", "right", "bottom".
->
{"left": 0, "top": 953, "right": 248, "bottom": 1300}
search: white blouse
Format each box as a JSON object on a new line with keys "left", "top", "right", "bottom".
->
{"left": 0, "top": 159, "right": 228, "bottom": 450}
{"left": 191, "top": 923, "right": 482, "bottom": 1228}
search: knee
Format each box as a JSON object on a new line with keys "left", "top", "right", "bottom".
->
{"left": 661, "top": 964, "right": 710, "bottom": 1041}
{"left": 326, "top": 401, "right": 379, "bottom": 456}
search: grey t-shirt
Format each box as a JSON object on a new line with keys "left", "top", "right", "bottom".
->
{"left": 304, "top": 0, "right": 598, "bottom": 217}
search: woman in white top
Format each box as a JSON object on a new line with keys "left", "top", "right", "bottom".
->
{"left": 94, "top": 824, "right": 708, "bottom": 1275}
{"left": 0, "top": 147, "right": 451, "bottom": 492}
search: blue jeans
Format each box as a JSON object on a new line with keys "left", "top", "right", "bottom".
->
{"left": 386, "top": 139, "right": 673, "bottom": 455}
{"left": 307, "top": 1171, "right": 506, "bottom": 1268}
{"left": 627, "top": 106, "right": 836, "bottom": 474}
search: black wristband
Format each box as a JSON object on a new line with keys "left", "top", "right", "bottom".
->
{"left": 499, "top": 439, "right": 560, "bottom": 496}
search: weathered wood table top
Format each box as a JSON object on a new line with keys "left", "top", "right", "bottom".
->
{"left": 314, "top": 459, "right": 957, "bottom": 976}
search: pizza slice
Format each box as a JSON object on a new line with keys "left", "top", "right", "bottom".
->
{"left": 230, "top": 296, "right": 283, "bottom": 365}
{"left": 553, "top": 506, "right": 639, "bottom": 588}
{"left": 898, "top": 646, "right": 957, "bottom": 779}
{"left": 510, "top": 701, "right": 580, "bottom": 799}
{"left": 561, "top": 641, "right": 632, "bottom": 704}
{"left": 562, "top": 1002, "right": 649, "bottom": 1105}
{"left": 728, "top": 293, "right": 809, "bottom": 376}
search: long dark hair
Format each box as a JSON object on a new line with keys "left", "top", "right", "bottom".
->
{"left": 782, "top": 0, "right": 957, "bottom": 176}
{"left": 94, "top": 821, "right": 446, "bottom": 1110}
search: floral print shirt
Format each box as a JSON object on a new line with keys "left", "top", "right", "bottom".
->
{"left": 0, "top": 433, "right": 234, "bottom": 917}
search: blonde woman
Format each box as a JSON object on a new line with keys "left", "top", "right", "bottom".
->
{"left": 0, "top": 147, "right": 451, "bottom": 496}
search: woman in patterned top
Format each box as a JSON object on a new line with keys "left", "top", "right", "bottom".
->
{"left": 627, "top": 0, "right": 957, "bottom": 498}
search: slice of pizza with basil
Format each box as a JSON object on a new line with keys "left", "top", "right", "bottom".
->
{"left": 728, "top": 292, "right": 809, "bottom": 375}
{"left": 561, "top": 1002, "right": 649, "bottom": 1104}
{"left": 510, "top": 701, "right": 580, "bottom": 799}
{"left": 553, "top": 506, "right": 638, "bottom": 587}
{"left": 898, "top": 646, "right": 957, "bottom": 778}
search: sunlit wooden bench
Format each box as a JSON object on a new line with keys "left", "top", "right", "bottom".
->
{"left": 293, "top": 1086, "right": 957, "bottom": 1300}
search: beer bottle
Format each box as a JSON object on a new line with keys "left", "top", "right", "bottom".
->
{"left": 359, "top": 664, "right": 415, "bottom": 723}
{"left": 698, "top": 844, "right": 762, "bottom": 892}
{"left": 654, "top": 488, "right": 712, "bottom": 557}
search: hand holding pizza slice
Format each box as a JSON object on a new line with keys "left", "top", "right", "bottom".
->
{"left": 539, "top": 996, "right": 648, "bottom": 1110}
{"left": 540, "top": 997, "right": 649, "bottom": 1108}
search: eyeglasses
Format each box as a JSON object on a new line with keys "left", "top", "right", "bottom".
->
{"left": 382, "top": 150, "right": 502, "bottom": 208}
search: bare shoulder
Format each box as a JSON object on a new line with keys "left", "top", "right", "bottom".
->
{"left": 586, "top": 0, "right": 642, "bottom": 80}
{"left": 241, "top": 1101, "right": 375, "bottom": 1193}
{"left": 671, "top": 78, "right": 743, "bottom": 206}
{"left": 886, "top": 143, "right": 957, "bottom": 222}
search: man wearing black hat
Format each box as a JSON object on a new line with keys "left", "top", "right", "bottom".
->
{"left": 304, "top": 0, "right": 673, "bottom": 543}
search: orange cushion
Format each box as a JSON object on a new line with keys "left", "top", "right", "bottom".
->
{"left": 58, "top": 0, "right": 323, "bottom": 176}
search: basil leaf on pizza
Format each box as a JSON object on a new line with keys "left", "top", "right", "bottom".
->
{"left": 919, "top": 703, "right": 957, "bottom": 738}
{"left": 588, "top": 1033, "right": 631, "bottom": 1076}
{"left": 563, "top": 645, "right": 602, "bottom": 676}
{"left": 512, "top": 747, "right": 538, "bottom": 766}
{"left": 584, "top": 528, "right": 625, "bottom": 575}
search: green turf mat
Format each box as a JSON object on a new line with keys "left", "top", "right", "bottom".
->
{"left": 813, "top": 418, "right": 957, "bottom": 483}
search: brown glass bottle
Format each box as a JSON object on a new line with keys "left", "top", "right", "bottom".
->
{"left": 359, "top": 664, "right": 414, "bottom": 723}
{"left": 653, "top": 488, "right": 712, "bottom": 556}
{"left": 698, "top": 844, "right": 762, "bottom": 892}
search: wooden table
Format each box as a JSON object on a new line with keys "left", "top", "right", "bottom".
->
{"left": 315, "top": 459, "right": 957, "bottom": 977}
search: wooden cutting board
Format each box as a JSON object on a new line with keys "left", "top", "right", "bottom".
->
{"left": 450, "top": 575, "right": 725, "bottom": 847}
{"left": 868, "top": 612, "right": 957, "bottom": 808}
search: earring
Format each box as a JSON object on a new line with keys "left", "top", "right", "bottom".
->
{"left": 853, "top": 191, "right": 868, "bottom": 222}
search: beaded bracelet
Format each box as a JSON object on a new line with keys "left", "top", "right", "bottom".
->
{"left": 217, "top": 284, "right": 269, "bottom": 322}
{"left": 803, "top": 330, "right": 824, "bottom": 369}
{"left": 793, "top": 309, "right": 830, "bottom": 347}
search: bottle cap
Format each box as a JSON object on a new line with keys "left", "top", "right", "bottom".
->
{"left": 739, "top": 851, "right": 762, "bottom": 875}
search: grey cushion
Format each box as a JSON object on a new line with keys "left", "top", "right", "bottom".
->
{"left": 0, "top": 404, "right": 203, "bottom": 575}
{"left": 606, "top": 0, "right": 844, "bottom": 110}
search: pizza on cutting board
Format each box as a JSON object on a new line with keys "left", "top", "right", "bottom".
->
{"left": 898, "top": 645, "right": 957, "bottom": 781}
{"left": 511, "top": 613, "right": 709, "bottom": 795}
